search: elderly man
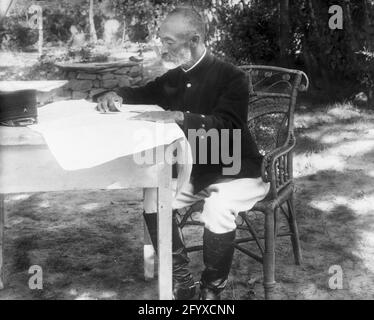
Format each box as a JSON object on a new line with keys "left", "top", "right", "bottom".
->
{"left": 96, "top": 7, "right": 269, "bottom": 300}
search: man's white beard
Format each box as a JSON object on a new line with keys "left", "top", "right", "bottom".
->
{"left": 161, "top": 49, "right": 192, "bottom": 70}
{"left": 162, "top": 60, "right": 179, "bottom": 70}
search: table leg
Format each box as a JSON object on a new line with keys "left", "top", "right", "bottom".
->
{"left": 143, "top": 188, "right": 157, "bottom": 281}
{"left": 157, "top": 163, "right": 172, "bottom": 300}
{"left": 0, "top": 194, "right": 4, "bottom": 289}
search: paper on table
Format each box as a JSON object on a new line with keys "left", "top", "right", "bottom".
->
{"left": 29, "top": 99, "right": 193, "bottom": 197}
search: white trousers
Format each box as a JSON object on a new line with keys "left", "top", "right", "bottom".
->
{"left": 171, "top": 178, "right": 270, "bottom": 234}
{"left": 144, "top": 178, "right": 270, "bottom": 234}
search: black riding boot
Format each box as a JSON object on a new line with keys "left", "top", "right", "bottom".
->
{"left": 143, "top": 211, "right": 196, "bottom": 300}
{"left": 200, "top": 228, "right": 236, "bottom": 300}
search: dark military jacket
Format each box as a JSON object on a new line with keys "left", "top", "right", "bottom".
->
{"left": 114, "top": 52, "right": 263, "bottom": 193}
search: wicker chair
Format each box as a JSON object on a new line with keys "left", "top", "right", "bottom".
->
{"left": 175, "top": 65, "right": 309, "bottom": 300}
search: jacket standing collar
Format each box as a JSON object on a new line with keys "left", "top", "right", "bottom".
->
{"left": 182, "top": 48, "right": 207, "bottom": 73}
{"left": 181, "top": 50, "right": 215, "bottom": 78}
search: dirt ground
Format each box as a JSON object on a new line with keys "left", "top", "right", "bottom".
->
{"left": 1, "top": 102, "right": 374, "bottom": 300}
{"left": 1, "top": 47, "right": 374, "bottom": 299}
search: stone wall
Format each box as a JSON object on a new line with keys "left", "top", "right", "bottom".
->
{"left": 60, "top": 62, "right": 143, "bottom": 100}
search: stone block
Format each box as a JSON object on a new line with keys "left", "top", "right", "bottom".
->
{"left": 130, "top": 65, "right": 142, "bottom": 77}
{"left": 101, "top": 73, "right": 115, "bottom": 80}
{"left": 89, "top": 88, "right": 107, "bottom": 98}
{"left": 68, "top": 79, "right": 93, "bottom": 92}
{"left": 118, "top": 76, "right": 131, "bottom": 87}
{"left": 102, "top": 79, "right": 119, "bottom": 89}
{"left": 93, "top": 80, "right": 101, "bottom": 88}
{"left": 114, "top": 67, "right": 131, "bottom": 75}
{"left": 61, "top": 89, "right": 72, "bottom": 99}
{"left": 72, "top": 91, "right": 88, "bottom": 99}
{"left": 67, "top": 71, "right": 77, "bottom": 79}
{"left": 77, "top": 72, "right": 97, "bottom": 80}
{"left": 130, "top": 76, "right": 143, "bottom": 86}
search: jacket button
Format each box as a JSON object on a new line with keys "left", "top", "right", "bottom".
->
{"left": 186, "top": 83, "right": 192, "bottom": 88}
{"left": 202, "top": 124, "right": 206, "bottom": 128}
{"left": 201, "top": 115, "right": 205, "bottom": 118}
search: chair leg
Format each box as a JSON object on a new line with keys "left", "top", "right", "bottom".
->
{"left": 287, "top": 196, "right": 302, "bottom": 265}
{"left": 263, "top": 207, "right": 276, "bottom": 300}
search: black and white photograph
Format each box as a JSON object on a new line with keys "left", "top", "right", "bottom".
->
{"left": 0, "top": 0, "right": 373, "bottom": 303}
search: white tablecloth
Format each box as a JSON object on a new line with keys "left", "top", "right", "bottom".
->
{"left": 29, "top": 99, "right": 192, "bottom": 197}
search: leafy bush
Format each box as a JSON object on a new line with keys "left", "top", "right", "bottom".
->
{"left": 0, "top": 16, "right": 38, "bottom": 50}
{"left": 2, "top": 0, "right": 373, "bottom": 101}
{"left": 205, "top": 0, "right": 374, "bottom": 100}
{"left": 289, "top": 0, "right": 374, "bottom": 98}
{"left": 65, "top": 45, "right": 110, "bottom": 63}
{"left": 109, "top": 0, "right": 180, "bottom": 42}
{"left": 42, "top": 6, "right": 88, "bottom": 43}
{"left": 208, "top": 1, "right": 279, "bottom": 65}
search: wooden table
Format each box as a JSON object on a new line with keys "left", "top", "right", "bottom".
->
{"left": 0, "top": 126, "right": 174, "bottom": 299}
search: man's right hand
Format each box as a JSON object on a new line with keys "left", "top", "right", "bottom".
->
{"left": 96, "top": 92, "right": 123, "bottom": 113}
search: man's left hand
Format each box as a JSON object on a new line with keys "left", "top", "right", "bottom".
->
{"left": 129, "top": 111, "right": 184, "bottom": 125}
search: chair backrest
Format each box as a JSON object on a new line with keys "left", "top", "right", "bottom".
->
{"left": 240, "top": 65, "right": 309, "bottom": 154}
{"left": 240, "top": 65, "right": 309, "bottom": 194}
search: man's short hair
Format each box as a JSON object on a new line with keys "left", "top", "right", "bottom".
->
{"left": 167, "top": 6, "right": 206, "bottom": 41}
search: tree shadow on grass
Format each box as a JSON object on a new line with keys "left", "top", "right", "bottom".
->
{"left": 2, "top": 169, "right": 374, "bottom": 300}
{"left": 288, "top": 165, "right": 374, "bottom": 299}
{"left": 229, "top": 103, "right": 374, "bottom": 299}
{"left": 230, "top": 166, "right": 374, "bottom": 300}
{"left": 0, "top": 189, "right": 162, "bottom": 300}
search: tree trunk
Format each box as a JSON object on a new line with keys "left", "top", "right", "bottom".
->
{"left": 89, "top": 0, "right": 97, "bottom": 43}
{"left": 362, "top": 0, "right": 374, "bottom": 49}
{"left": 344, "top": 0, "right": 359, "bottom": 52}
{"left": 307, "top": 0, "right": 320, "bottom": 37}
{"left": 279, "top": 0, "right": 290, "bottom": 66}
{"left": 305, "top": 0, "right": 331, "bottom": 86}
{"left": 0, "top": 0, "right": 14, "bottom": 20}
{"left": 363, "top": 0, "right": 370, "bottom": 30}
{"left": 302, "top": 37, "right": 320, "bottom": 89}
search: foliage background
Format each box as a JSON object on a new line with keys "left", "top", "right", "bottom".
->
{"left": 0, "top": 0, "right": 373, "bottom": 101}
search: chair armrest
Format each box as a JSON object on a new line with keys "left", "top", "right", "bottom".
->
{"left": 299, "top": 71, "right": 310, "bottom": 92}
{"left": 261, "top": 134, "right": 296, "bottom": 183}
